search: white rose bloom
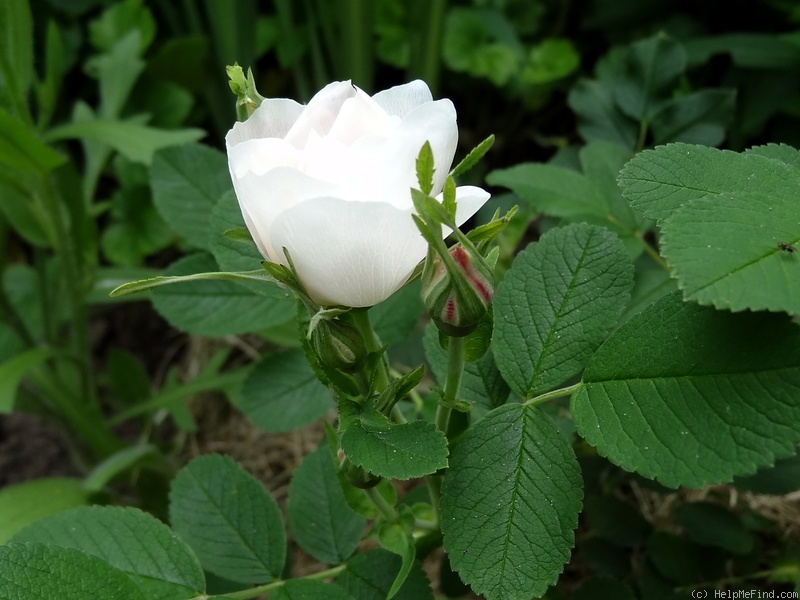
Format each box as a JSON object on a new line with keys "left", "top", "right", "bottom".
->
{"left": 225, "top": 80, "right": 491, "bottom": 308}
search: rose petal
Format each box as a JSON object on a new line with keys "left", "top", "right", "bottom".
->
{"left": 372, "top": 80, "right": 434, "bottom": 118}
{"left": 231, "top": 166, "right": 337, "bottom": 262}
{"left": 225, "top": 98, "right": 304, "bottom": 148}
{"left": 268, "top": 198, "right": 426, "bottom": 307}
{"left": 327, "top": 89, "right": 400, "bottom": 145}
{"left": 450, "top": 185, "right": 492, "bottom": 227}
{"left": 380, "top": 99, "right": 459, "bottom": 201}
{"left": 227, "top": 138, "right": 300, "bottom": 178}
{"left": 284, "top": 81, "right": 358, "bottom": 148}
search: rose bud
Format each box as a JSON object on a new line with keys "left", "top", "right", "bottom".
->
{"left": 310, "top": 317, "right": 368, "bottom": 373}
{"left": 422, "top": 245, "right": 494, "bottom": 337}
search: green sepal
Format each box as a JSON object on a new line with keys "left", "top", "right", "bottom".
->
{"left": 442, "top": 176, "right": 457, "bottom": 222}
{"left": 223, "top": 227, "right": 253, "bottom": 243}
{"left": 375, "top": 365, "right": 425, "bottom": 414}
{"left": 227, "top": 63, "right": 265, "bottom": 121}
{"left": 109, "top": 269, "right": 278, "bottom": 297}
{"left": 298, "top": 304, "right": 361, "bottom": 397}
{"left": 415, "top": 141, "right": 435, "bottom": 196}
{"left": 450, "top": 134, "right": 495, "bottom": 178}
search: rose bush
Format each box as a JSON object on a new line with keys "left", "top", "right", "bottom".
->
{"left": 225, "top": 80, "right": 490, "bottom": 308}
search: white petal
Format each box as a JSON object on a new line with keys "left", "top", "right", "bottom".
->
{"left": 450, "top": 185, "right": 492, "bottom": 227}
{"left": 372, "top": 80, "right": 434, "bottom": 118}
{"left": 327, "top": 89, "right": 399, "bottom": 145}
{"left": 285, "top": 81, "right": 358, "bottom": 148}
{"left": 225, "top": 98, "right": 304, "bottom": 148}
{"left": 268, "top": 198, "right": 426, "bottom": 307}
{"left": 227, "top": 138, "right": 300, "bottom": 178}
{"left": 231, "top": 166, "right": 337, "bottom": 262}
{"left": 377, "top": 99, "right": 459, "bottom": 205}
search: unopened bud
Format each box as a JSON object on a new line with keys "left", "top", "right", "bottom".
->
{"left": 227, "top": 64, "right": 265, "bottom": 121}
{"left": 310, "top": 318, "right": 368, "bottom": 373}
{"left": 422, "top": 245, "right": 494, "bottom": 337}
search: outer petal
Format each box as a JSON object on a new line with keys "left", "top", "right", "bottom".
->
{"left": 231, "top": 166, "right": 337, "bottom": 262}
{"left": 379, "top": 99, "right": 459, "bottom": 204}
{"left": 268, "top": 198, "right": 426, "bottom": 307}
{"left": 449, "top": 185, "right": 492, "bottom": 227}
{"left": 225, "top": 98, "right": 304, "bottom": 148}
{"left": 227, "top": 138, "right": 300, "bottom": 178}
{"left": 372, "top": 80, "right": 434, "bottom": 118}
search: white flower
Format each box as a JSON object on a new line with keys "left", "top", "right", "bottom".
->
{"left": 225, "top": 80, "right": 491, "bottom": 308}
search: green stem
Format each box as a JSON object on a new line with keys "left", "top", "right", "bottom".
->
{"left": 351, "top": 309, "right": 390, "bottom": 393}
{"left": 364, "top": 485, "right": 398, "bottom": 521}
{"left": 408, "top": 0, "right": 447, "bottom": 93}
{"left": 341, "top": 0, "right": 374, "bottom": 89}
{"left": 191, "top": 564, "right": 348, "bottom": 600}
{"left": 635, "top": 118, "right": 649, "bottom": 153}
{"left": 435, "top": 336, "right": 464, "bottom": 435}
{"left": 640, "top": 236, "right": 670, "bottom": 271}
{"left": 524, "top": 382, "right": 582, "bottom": 406}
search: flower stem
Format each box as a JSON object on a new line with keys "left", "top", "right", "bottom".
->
{"left": 364, "top": 485, "right": 398, "bottom": 521}
{"left": 436, "top": 336, "right": 465, "bottom": 435}
{"left": 191, "top": 564, "right": 348, "bottom": 600}
{"left": 524, "top": 382, "right": 583, "bottom": 406}
{"left": 351, "top": 309, "right": 390, "bottom": 393}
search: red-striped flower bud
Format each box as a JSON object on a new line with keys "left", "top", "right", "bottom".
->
{"left": 422, "top": 245, "right": 494, "bottom": 337}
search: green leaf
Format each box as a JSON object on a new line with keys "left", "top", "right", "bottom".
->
{"left": 369, "top": 282, "right": 423, "bottom": 346}
{"left": 450, "top": 134, "right": 495, "bottom": 178}
{"left": 110, "top": 267, "right": 278, "bottom": 297}
{"left": 423, "top": 323, "right": 509, "bottom": 412}
{"left": 170, "top": 454, "right": 286, "bottom": 585}
{"left": 0, "top": 543, "right": 145, "bottom": 600}
{"left": 573, "top": 577, "right": 635, "bottom": 600}
{"left": 493, "top": 224, "right": 633, "bottom": 398}
{"left": 210, "top": 190, "right": 260, "bottom": 271}
{"left": 650, "top": 89, "right": 736, "bottom": 146}
{"left": 734, "top": 451, "right": 800, "bottom": 494}
{"left": 578, "top": 141, "right": 642, "bottom": 233}
{"left": 620, "top": 255, "right": 676, "bottom": 323}
{"left": 150, "top": 143, "right": 231, "bottom": 249}
{"left": 336, "top": 548, "right": 433, "bottom": 600}
{"left": 0, "top": 0, "right": 33, "bottom": 100}
{"left": 0, "top": 348, "right": 56, "bottom": 412}
{"left": 684, "top": 34, "right": 800, "bottom": 69}
{"left": 45, "top": 119, "right": 204, "bottom": 165}
{"left": 617, "top": 143, "right": 800, "bottom": 222}
{"left": 612, "top": 33, "right": 687, "bottom": 121}
{"left": 745, "top": 143, "right": 800, "bottom": 168}
{"left": 583, "top": 495, "right": 650, "bottom": 547}
{"left": 646, "top": 532, "right": 701, "bottom": 584}
{"left": 272, "top": 580, "right": 354, "bottom": 600}
{"left": 376, "top": 520, "right": 416, "bottom": 599}
{"left": 0, "top": 478, "right": 89, "bottom": 544}
{"left": 567, "top": 80, "right": 637, "bottom": 150}
{"left": 572, "top": 292, "right": 800, "bottom": 488}
{"left": 487, "top": 163, "right": 609, "bottom": 219}
{"left": 341, "top": 407, "right": 448, "bottom": 479}
{"left": 659, "top": 190, "right": 800, "bottom": 313}
{"left": 674, "top": 502, "right": 754, "bottom": 555}
{"left": 89, "top": 0, "right": 156, "bottom": 53}
{"left": 441, "top": 403, "right": 583, "bottom": 600}
{"left": 0, "top": 107, "right": 65, "bottom": 173}
{"left": 13, "top": 506, "right": 205, "bottom": 600}
{"left": 237, "top": 350, "right": 333, "bottom": 433}
{"left": 150, "top": 253, "right": 293, "bottom": 336}
{"left": 83, "top": 444, "right": 157, "bottom": 493}
{"left": 520, "top": 39, "right": 579, "bottom": 85}
{"left": 288, "top": 444, "right": 366, "bottom": 565}
{"left": 0, "top": 180, "right": 52, "bottom": 247}
{"left": 87, "top": 32, "right": 145, "bottom": 120}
